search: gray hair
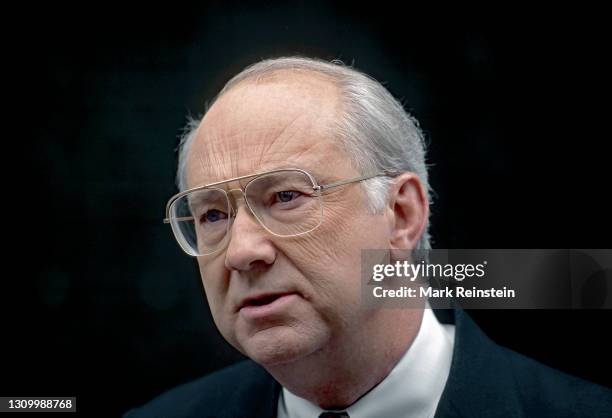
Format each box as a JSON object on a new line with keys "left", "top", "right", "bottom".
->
{"left": 176, "top": 56, "right": 432, "bottom": 251}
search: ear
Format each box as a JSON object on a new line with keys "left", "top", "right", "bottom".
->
{"left": 386, "top": 172, "right": 429, "bottom": 250}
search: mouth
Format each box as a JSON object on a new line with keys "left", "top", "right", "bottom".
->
{"left": 238, "top": 292, "right": 298, "bottom": 318}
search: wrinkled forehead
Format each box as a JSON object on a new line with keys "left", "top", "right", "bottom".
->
{"left": 185, "top": 74, "right": 347, "bottom": 189}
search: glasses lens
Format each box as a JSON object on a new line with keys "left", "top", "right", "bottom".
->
{"left": 169, "top": 188, "right": 230, "bottom": 256}
{"left": 245, "top": 170, "right": 322, "bottom": 236}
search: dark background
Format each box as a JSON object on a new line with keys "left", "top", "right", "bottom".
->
{"left": 5, "top": 1, "right": 610, "bottom": 416}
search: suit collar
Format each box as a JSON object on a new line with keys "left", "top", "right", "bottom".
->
{"left": 434, "top": 309, "right": 523, "bottom": 418}
{"left": 216, "top": 362, "right": 280, "bottom": 418}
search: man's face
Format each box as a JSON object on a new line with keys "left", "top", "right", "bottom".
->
{"left": 185, "top": 72, "right": 392, "bottom": 366}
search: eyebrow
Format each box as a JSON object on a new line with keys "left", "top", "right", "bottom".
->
{"left": 187, "top": 189, "right": 226, "bottom": 207}
{"left": 189, "top": 165, "right": 332, "bottom": 191}
{"left": 257, "top": 165, "right": 328, "bottom": 182}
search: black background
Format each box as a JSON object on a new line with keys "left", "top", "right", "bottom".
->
{"left": 4, "top": 1, "right": 610, "bottom": 416}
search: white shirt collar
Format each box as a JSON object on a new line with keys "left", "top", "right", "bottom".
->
{"left": 277, "top": 307, "right": 455, "bottom": 418}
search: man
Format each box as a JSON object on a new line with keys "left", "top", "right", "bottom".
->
{"left": 127, "top": 57, "right": 611, "bottom": 417}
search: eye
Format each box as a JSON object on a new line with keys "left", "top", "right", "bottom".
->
{"left": 200, "top": 209, "right": 228, "bottom": 223}
{"left": 276, "top": 190, "right": 301, "bottom": 203}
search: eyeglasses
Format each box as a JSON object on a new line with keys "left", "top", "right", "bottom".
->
{"left": 164, "top": 168, "right": 394, "bottom": 256}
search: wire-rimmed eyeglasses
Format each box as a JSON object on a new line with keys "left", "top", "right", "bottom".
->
{"left": 164, "top": 168, "right": 395, "bottom": 256}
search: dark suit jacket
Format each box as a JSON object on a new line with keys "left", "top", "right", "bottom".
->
{"left": 125, "top": 310, "right": 612, "bottom": 417}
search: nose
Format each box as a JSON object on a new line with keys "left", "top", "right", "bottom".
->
{"left": 224, "top": 195, "right": 276, "bottom": 272}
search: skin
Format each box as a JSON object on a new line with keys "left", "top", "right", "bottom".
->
{"left": 185, "top": 70, "right": 430, "bottom": 408}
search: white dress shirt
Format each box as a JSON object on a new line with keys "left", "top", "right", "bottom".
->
{"left": 277, "top": 307, "right": 455, "bottom": 418}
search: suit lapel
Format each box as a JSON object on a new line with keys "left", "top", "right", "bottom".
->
{"left": 217, "top": 362, "right": 281, "bottom": 418}
{"left": 434, "top": 309, "right": 523, "bottom": 418}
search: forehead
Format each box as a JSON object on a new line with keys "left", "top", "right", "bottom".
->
{"left": 185, "top": 72, "right": 352, "bottom": 188}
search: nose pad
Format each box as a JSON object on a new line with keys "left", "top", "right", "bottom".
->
{"left": 225, "top": 188, "right": 258, "bottom": 226}
{"left": 226, "top": 188, "right": 246, "bottom": 218}
{"left": 223, "top": 188, "right": 277, "bottom": 271}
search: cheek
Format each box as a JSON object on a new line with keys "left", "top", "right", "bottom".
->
{"left": 198, "top": 260, "right": 233, "bottom": 328}
{"left": 280, "top": 202, "right": 386, "bottom": 314}
{"left": 298, "top": 193, "right": 383, "bottom": 266}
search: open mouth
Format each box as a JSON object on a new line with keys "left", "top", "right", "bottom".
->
{"left": 238, "top": 292, "right": 297, "bottom": 316}
{"left": 245, "top": 294, "right": 284, "bottom": 306}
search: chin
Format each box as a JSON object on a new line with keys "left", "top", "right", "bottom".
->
{"left": 240, "top": 325, "right": 323, "bottom": 367}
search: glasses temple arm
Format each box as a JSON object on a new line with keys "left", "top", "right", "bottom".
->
{"left": 316, "top": 172, "right": 396, "bottom": 191}
{"left": 163, "top": 216, "right": 194, "bottom": 224}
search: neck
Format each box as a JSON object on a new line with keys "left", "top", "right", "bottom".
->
{"left": 265, "top": 308, "right": 424, "bottom": 409}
